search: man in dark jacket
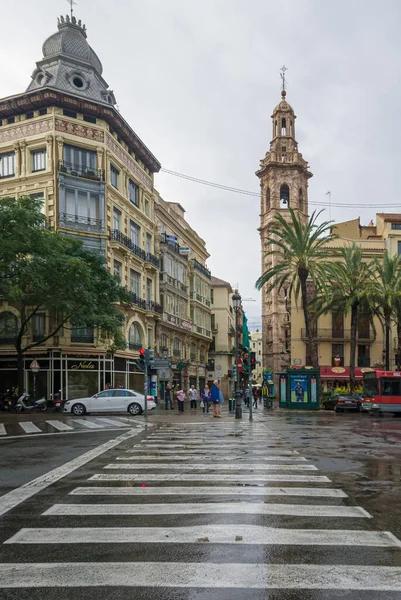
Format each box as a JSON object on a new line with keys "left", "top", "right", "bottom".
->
{"left": 210, "top": 380, "right": 221, "bottom": 418}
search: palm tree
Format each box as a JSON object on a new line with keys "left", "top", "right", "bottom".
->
{"left": 256, "top": 208, "right": 335, "bottom": 368}
{"left": 370, "top": 251, "right": 401, "bottom": 371}
{"left": 314, "top": 243, "right": 375, "bottom": 392}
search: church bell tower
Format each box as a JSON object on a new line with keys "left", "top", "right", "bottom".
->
{"left": 256, "top": 69, "right": 313, "bottom": 376}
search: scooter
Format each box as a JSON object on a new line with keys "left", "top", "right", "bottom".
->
{"left": 51, "top": 390, "right": 64, "bottom": 412}
{"left": 15, "top": 393, "right": 47, "bottom": 413}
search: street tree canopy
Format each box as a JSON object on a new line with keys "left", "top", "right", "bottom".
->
{"left": 0, "top": 196, "right": 130, "bottom": 390}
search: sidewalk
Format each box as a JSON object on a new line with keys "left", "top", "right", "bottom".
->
{"left": 146, "top": 401, "right": 270, "bottom": 424}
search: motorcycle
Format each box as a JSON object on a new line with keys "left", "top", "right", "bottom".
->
{"left": 15, "top": 393, "right": 47, "bottom": 413}
{"left": 0, "top": 389, "right": 18, "bottom": 412}
{"left": 51, "top": 390, "right": 64, "bottom": 412}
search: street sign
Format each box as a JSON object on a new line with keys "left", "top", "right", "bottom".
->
{"left": 153, "top": 359, "right": 171, "bottom": 369}
{"left": 30, "top": 359, "right": 40, "bottom": 373}
{"left": 216, "top": 364, "right": 222, "bottom": 371}
{"left": 216, "top": 369, "right": 222, "bottom": 378}
{"left": 237, "top": 358, "right": 243, "bottom": 372}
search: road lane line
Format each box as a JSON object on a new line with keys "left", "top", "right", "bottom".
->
{"left": 42, "top": 503, "right": 370, "bottom": 518}
{"left": 103, "top": 463, "right": 318, "bottom": 471}
{"left": 72, "top": 420, "right": 104, "bottom": 429}
{"left": 0, "top": 424, "right": 6, "bottom": 435}
{"left": 1, "top": 562, "right": 400, "bottom": 590}
{"left": 90, "top": 473, "right": 331, "bottom": 483}
{"left": 69, "top": 486, "right": 348, "bottom": 497}
{"left": 0, "top": 430, "right": 138, "bottom": 518}
{"left": 45, "top": 420, "right": 73, "bottom": 431}
{"left": 6, "top": 525, "right": 391, "bottom": 546}
{"left": 19, "top": 422, "right": 42, "bottom": 434}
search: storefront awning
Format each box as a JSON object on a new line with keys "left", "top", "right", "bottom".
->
{"left": 320, "top": 366, "right": 375, "bottom": 380}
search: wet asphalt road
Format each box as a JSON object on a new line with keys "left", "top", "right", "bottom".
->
{"left": 0, "top": 406, "right": 401, "bottom": 598}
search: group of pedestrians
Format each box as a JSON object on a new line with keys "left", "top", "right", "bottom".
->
{"left": 242, "top": 386, "right": 262, "bottom": 408}
{"left": 164, "top": 380, "right": 224, "bottom": 417}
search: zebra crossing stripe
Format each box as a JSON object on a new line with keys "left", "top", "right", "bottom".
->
{"left": 0, "top": 424, "right": 6, "bottom": 435}
{"left": 42, "top": 503, "right": 371, "bottom": 518}
{"left": 93, "top": 418, "right": 130, "bottom": 428}
{"left": 126, "top": 448, "right": 296, "bottom": 455}
{"left": 19, "top": 422, "right": 41, "bottom": 434}
{"left": 6, "top": 525, "right": 393, "bottom": 546}
{"left": 45, "top": 420, "right": 73, "bottom": 431}
{"left": 69, "top": 486, "right": 348, "bottom": 498}
{"left": 103, "top": 463, "right": 318, "bottom": 471}
{"left": 72, "top": 420, "right": 103, "bottom": 429}
{"left": 115, "top": 455, "right": 308, "bottom": 462}
{"left": 90, "top": 473, "right": 331, "bottom": 483}
{"left": 1, "top": 562, "right": 401, "bottom": 590}
{"left": 137, "top": 443, "right": 282, "bottom": 449}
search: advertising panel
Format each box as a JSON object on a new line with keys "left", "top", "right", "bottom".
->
{"left": 290, "top": 374, "right": 308, "bottom": 403}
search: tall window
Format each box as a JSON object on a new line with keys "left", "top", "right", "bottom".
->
{"left": 299, "top": 188, "right": 303, "bottom": 211}
{"left": 147, "top": 328, "right": 152, "bottom": 347}
{"left": 0, "top": 312, "right": 18, "bottom": 342}
{"left": 130, "top": 269, "right": 141, "bottom": 296}
{"left": 32, "top": 313, "right": 45, "bottom": 341}
{"left": 173, "top": 337, "right": 181, "bottom": 358}
{"left": 332, "top": 343, "right": 344, "bottom": 366}
{"left": 64, "top": 145, "right": 96, "bottom": 169}
{"left": 190, "top": 343, "right": 196, "bottom": 361}
{"left": 65, "top": 188, "right": 100, "bottom": 221}
{"left": 114, "top": 260, "right": 122, "bottom": 280}
{"left": 146, "top": 233, "right": 152, "bottom": 254}
{"left": 130, "top": 220, "right": 140, "bottom": 247}
{"left": 331, "top": 311, "right": 344, "bottom": 338}
{"left": 265, "top": 187, "right": 270, "bottom": 212}
{"left": 31, "top": 149, "right": 46, "bottom": 172}
{"left": 110, "top": 164, "right": 119, "bottom": 189}
{"left": 144, "top": 199, "right": 150, "bottom": 216}
{"left": 128, "top": 323, "right": 142, "bottom": 347}
{"left": 281, "top": 118, "right": 286, "bottom": 135}
{"left": 160, "top": 334, "right": 169, "bottom": 351}
{"left": 71, "top": 325, "right": 94, "bottom": 343}
{"left": 0, "top": 152, "right": 15, "bottom": 178}
{"left": 128, "top": 180, "right": 139, "bottom": 206}
{"left": 146, "top": 278, "right": 152, "bottom": 303}
{"left": 200, "top": 345, "right": 205, "bottom": 362}
{"left": 113, "top": 207, "right": 121, "bottom": 231}
{"left": 280, "top": 184, "right": 290, "bottom": 207}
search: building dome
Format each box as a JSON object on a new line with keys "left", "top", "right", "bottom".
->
{"left": 272, "top": 91, "right": 294, "bottom": 114}
{"left": 42, "top": 15, "right": 103, "bottom": 75}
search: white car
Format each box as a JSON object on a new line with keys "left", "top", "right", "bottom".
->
{"left": 63, "top": 389, "right": 156, "bottom": 416}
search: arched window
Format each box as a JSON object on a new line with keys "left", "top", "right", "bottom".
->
{"left": 274, "top": 120, "right": 277, "bottom": 136}
{"left": 281, "top": 118, "right": 286, "bottom": 135}
{"left": 299, "top": 188, "right": 303, "bottom": 211}
{"left": 173, "top": 337, "right": 181, "bottom": 358}
{"left": 280, "top": 184, "right": 290, "bottom": 208}
{"left": 265, "top": 187, "right": 270, "bottom": 212}
{"left": 190, "top": 343, "right": 197, "bottom": 361}
{"left": 128, "top": 322, "right": 142, "bottom": 349}
{"left": 0, "top": 312, "right": 18, "bottom": 343}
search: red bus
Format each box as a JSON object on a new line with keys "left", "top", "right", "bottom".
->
{"left": 362, "top": 370, "right": 401, "bottom": 415}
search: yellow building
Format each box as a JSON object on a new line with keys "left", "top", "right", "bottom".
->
{"left": 257, "top": 86, "right": 399, "bottom": 390}
{"left": 249, "top": 330, "right": 263, "bottom": 385}
{"left": 209, "top": 277, "right": 235, "bottom": 397}
{"left": 0, "top": 14, "right": 162, "bottom": 398}
{"left": 154, "top": 193, "right": 212, "bottom": 393}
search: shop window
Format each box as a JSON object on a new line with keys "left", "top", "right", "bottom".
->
{"left": 31, "top": 148, "right": 46, "bottom": 172}
{"left": 0, "top": 311, "right": 18, "bottom": 343}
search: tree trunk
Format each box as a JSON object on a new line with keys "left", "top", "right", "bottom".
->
{"left": 349, "top": 302, "right": 358, "bottom": 393}
{"left": 299, "top": 270, "right": 318, "bottom": 369}
{"left": 385, "top": 309, "right": 391, "bottom": 371}
{"left": 16, "top": 347, "right": 24, "bottom": 395}
{"left": 397, "top": 309, "right": 401, "bottom": 371}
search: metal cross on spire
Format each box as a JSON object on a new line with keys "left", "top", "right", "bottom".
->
{"left": 67, "top": 0, "right": 77, "bottom": 19}
{"left": 280, "top": 65, "right": 288, "bottom": 93}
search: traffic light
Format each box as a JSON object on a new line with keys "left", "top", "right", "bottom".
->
{"left": 139, "top": 348, "right": 146, "bottom": 370}
{"left": 147, "top": 348, "right": 154, "bottom": 366}
{"left": 250, "top": 352, "right": 256, "bottom": 371}
{"left": 242, "top": 348, "right": 249, "bottom": 372}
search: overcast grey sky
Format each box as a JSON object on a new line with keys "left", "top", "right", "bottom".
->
{"left": 2, "top": 0, "right": 401, "bottom": 328}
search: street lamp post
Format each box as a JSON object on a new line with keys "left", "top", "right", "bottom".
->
{"left": 232, "top": 292, "right": 242, "bottom": 419}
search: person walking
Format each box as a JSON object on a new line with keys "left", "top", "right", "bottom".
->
{"left": 165, "top": 382, "right": 173, "bottom": 410}
{"left": 201, "top": 384, "right": 210, "bottom": 413}
{"left": 257, "top": 386, "right": 262, "bottom": 405}
{"left": 253, "top": 387, "right": 258, "bottom": 409}
{"left": 176, "top": 388, "right": 185, "bottom": 413}
{"left": 210, "top": 380, "right": 221, "bottom": 418}
{"left": 218, "top": 388, "right": 224, "bottom": 414}
{"left": 188, "top": 385, "right": 198, "bottom": 414}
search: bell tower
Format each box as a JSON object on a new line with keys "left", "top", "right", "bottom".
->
{"left": 256, "top": 69, "right": 313, "bottom": 376}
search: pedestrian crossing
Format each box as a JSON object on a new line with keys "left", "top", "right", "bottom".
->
{"left": 0, "top": 416, "right": 144, "bottom": 438}
{"left": 1, "top": 419, "right": 401, "bottom": 596}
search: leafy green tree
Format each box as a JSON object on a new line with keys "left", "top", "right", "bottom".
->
{"left": 256, "top": 208, "right": 335, "bottom": 368}
{"left": 0, "top": 196, "right": 129, "bottom": 392}
{"left": 370, "top": 251, "right": 401, "bottom": 371}
{"left": 314, "top": 243, "right": 375, "bottom": 391}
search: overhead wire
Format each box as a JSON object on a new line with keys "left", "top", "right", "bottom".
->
{"left": 160, "top": 168, "right": 399, "bottom": 209}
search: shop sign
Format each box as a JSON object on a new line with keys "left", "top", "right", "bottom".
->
{"left": 166, "top": 314, "right": 178, "bottom": 325}
{"left": 166, "top": 234, "right": 178, "bottom": 243}
{"left": 181, "top": 320, "right": 192, "bottom": 330}
{"left": 68, "top": 360, "right": 96, "bottom": 371}
{"left": 179, "top": 247, "right": 190, "bottom": 255}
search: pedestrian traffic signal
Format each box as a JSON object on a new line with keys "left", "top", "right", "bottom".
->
{"left": 242, "top": 348, "right": 249, "bottom": 372}
{"left": 250, "top": 352, "right": 256, "bottom": 371}
{"left": 139, "top": 348, "right": 146, "bottom": 369}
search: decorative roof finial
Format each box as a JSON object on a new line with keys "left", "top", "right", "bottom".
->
{"left": 66, "top": 0, "right": 77, "bottom": 19}
{"left": 280, "top": 65, "right": 288, "bottom": 98}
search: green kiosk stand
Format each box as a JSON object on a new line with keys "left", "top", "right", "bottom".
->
{"left": 278, "top": 368, "right": 320, "bottom": 411}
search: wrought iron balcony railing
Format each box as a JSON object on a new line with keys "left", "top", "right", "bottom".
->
{"left": 126, "top": 291, "right": 147, "bottom": 310}
{"left": 110, "top": 229, "right": 146, "bottom": 261}
{"left": 71, "top": 334, "right": 95, "bottom": 344}
{"left": 191, "top": 258, "right": 211, "bottom": 279}
{"left": 301, "top": 328, "right": 375, "bottom": 342}
{"left": 146, "top": 252, "right": 160, "bottom": 269}
{"left": 146, "top": 301, "right": 163, "bottom": 314}
{"left": 58, "top": 160, "right": 105, "bottom": 182}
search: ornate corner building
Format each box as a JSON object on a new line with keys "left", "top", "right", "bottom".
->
{"left": 0, "top": 14, "right": 212, "bottom": 399}
{"left": 256, "top": 89, "right": 313, "bottom": 378}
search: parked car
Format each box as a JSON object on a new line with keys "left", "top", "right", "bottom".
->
{"left": 323, "top": 394, "right": 361, "bottom": 412}
{"left": 63, "top": 389, "right": 156, "bottom": 416}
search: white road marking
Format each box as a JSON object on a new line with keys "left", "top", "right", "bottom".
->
{"left": 94, "top": 418, "right": 129, "bottom": 428}
{"left": 0, "top": 428, "right": 130, "bottom": 441}
{"left": 0, "top": 430, "right": 138, "bottom": 518}
{"left": 116, "top": 455, "right": 307, "bottom": 462}
{"left": 42, "top": 502, "right": 371, "bottom": 518}
{"left": 126, "top": 448, "right": 296, "bottom": 455}
{"left": 90, "top": 473, "right": 331, "bottom": 483}
{"left": 6, "top": 525, "right": 393, "bottom": 546}
{"left": 45, "top": 420, "right": 73, "bottom": 431}
{"left": 19, "top": 422, "right": 42, "bottom": 434}
{"left": 0, "top": 423, "right": 6, "bottom": 435}
{"left": 137, "top": 443, "right": 284, "bottom": 449}
{"left": 1, "top": 562, "right": 401, "bottom": 590}
{"left": 70, "top": 486, "right": 348, "bottom": 498}
{"left": 103, "top": 463, "right": 317, "bottom": 471}
{"left": 72, "top": 419, "right": 104, "bottom": 429}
